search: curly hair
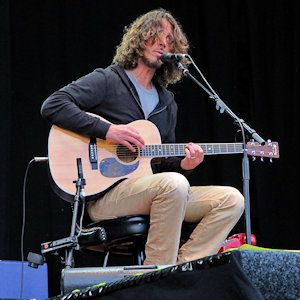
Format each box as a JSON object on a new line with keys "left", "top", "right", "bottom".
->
{"left": 112, "top": 8, "right": 189, "bottom": 87}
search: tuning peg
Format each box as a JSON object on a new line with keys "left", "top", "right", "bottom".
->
{"left": 252, "top": 157, "right": 256, "bottom": 162}
{"left": 260, "top": 157, "right": 264, "bottom": 162}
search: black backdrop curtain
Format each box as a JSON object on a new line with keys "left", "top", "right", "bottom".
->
{"left": 1, "top": 0, "right": 299, "bottom": 296}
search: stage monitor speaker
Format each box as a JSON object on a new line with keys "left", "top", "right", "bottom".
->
{"left": 61, "top": 264, "right": 171, "bottom": 294}
{"left": 57, "top": 248, "right": 300, "bottom": 299}
{"left": 58, "top": 252, "right": 264, "bottom": 300}
{"left": 0, "top": 260, "right": 48, "bottom": 299}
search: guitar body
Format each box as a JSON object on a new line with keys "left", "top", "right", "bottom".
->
{"left": 48, "top": 118, "right": 161, "bottom": 202}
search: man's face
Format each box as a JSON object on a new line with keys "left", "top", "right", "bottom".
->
{"left": 141, "top": 18, "right": 173, "bottom": 69}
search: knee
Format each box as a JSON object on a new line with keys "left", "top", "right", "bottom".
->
{"left": 161, "top": 172, "right": 190, "bottom": 196}
{"left": 225, "top": 187, "right": 245, "bottom": 216}
{"left": 156, "top": 172, "right": 190, "bottom": 209}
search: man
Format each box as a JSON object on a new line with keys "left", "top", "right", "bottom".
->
{"left": 41, "top": 9, "right": 244, "bottom": 265}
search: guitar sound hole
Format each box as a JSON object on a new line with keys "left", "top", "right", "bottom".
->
{"left": 116, "top": 144, "right": 138, "bottom": 163}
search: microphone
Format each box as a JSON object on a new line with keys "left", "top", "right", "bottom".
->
{"left": 76, "top": 157, "right": 86, "bottom": 198}
{"left": 160, "top": 53, "right": 188, "bottom": 63}
{"left": 76, "top": 158, "right": 84, "bottom": 180}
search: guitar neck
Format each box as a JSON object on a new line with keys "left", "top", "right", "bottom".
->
{"left": 140, "top": 143, "right": 244, "bottom": 158}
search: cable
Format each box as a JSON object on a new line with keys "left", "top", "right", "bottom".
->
{"left": 20, "top": 158, "right": 35, "bottom": 298}
{"left": 20, "top": 157, "right": 48, "bottom": 298}
{"left": 75, "top": 198, "right": 85, "bottom": 238}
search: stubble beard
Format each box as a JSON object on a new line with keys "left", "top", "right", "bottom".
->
{"left": 141, "top": 56, "right": 162, "bottom": 70}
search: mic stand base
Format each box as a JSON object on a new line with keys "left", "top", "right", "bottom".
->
{"left": 242, "top": 152, "right": 252, "bottom": 244}
{"left": 40, "top": 193, "right": 81, "bottom": 268}
{"left": 65, "top": 192, "right": 81, "bottom": 268}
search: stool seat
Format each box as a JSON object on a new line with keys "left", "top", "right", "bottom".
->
{"left": 78, "top": 214, "right": 150, "bottom": 246}
{"left": 77, "top": 214, "right": 197, "bottom": 266}
{"left": 77, "top": 215, "right": 150, "bottom": 266}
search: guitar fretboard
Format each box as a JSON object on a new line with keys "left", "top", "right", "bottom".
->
{"left": 140, "top": 143, "right": 244, "bottom": 158}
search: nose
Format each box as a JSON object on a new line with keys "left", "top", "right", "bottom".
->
{"left": 158, "top": 34, "right": 167, "bottom": 47}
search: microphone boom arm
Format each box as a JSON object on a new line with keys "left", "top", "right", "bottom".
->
{"left": 176, "top": 62, "right": 265, "bottom": 145}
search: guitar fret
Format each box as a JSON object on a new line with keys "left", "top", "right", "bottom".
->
{"left": 207, "top": 144, "right": 213, "bottom": 154}
{"left": 157, "top": 144, "right": 162, "bottom": 156}
{"left": 179, "top": 144, "right": 185, "bottom": 155}
{"left": 220, "top": 144, "right": 227, "bottom": 153}
{"left": 214, "top": 144, "right": 220, "bottom": 153}
{"left": 200, "top": 144, "right": 207, "bottom": 153}
{"left": 151, "top": 145, "right": 155, "bottom": 156}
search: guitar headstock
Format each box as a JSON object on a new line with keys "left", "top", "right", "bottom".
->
{"left": 246, "top": 140, "right": 279, "bottom": 161}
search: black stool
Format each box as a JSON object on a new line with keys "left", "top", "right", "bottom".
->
{"left": 77, "top": 214, "right": 197, "bottom": 266}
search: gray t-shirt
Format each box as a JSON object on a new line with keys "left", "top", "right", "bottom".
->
{"left": 126, "top": 71, "right": 159, "bottom": 119}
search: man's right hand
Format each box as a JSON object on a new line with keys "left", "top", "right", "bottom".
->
{"left": 105, "top": 124, "right": 145, "bottom": 152}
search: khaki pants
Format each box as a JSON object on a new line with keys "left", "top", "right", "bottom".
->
{"left": 87, "top": 172, "right": 244, "bottom": 265}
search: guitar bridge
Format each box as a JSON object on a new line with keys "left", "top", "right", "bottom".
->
{"left": 89, "top": 137, "right": 98, "bottom": 170}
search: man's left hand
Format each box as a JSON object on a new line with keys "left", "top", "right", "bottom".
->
{"left": 180, "top": 143, "right": 204, "bottom": 170}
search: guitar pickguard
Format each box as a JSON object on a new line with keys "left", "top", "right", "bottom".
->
{"left": 99, "top": 157, "right": 139, "bottom": 178}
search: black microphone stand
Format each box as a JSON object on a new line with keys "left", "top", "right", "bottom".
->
{"left": 65, "top": 157, "right": 86, "bottom": 268}
{"left": 176, "top": 60, "right": 265, "bottom": 244}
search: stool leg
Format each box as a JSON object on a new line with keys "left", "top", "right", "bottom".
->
{"left": 137, "top": 245, "right": 145, "bottom": 265}
{"left": 103, "top": 250, "right": 110, "bottom": 267}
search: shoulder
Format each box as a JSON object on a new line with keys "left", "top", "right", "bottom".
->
{"left": 79, "top": 65, "right": 122, "bottom": 82}
{"left": 72, "top": 65, "right": 124, "bottom": 89}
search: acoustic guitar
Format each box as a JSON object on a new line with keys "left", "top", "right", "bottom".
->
{"left": 47, "top": 116, "right": 279, "bottom": 202}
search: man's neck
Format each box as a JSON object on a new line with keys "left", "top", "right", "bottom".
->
{"left": 128, "top": 61, "right": 156, "bottom": 90}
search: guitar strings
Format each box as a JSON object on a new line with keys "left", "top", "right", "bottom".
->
{"left": 97, "top": 143, "right": 245, "bottom": 158}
